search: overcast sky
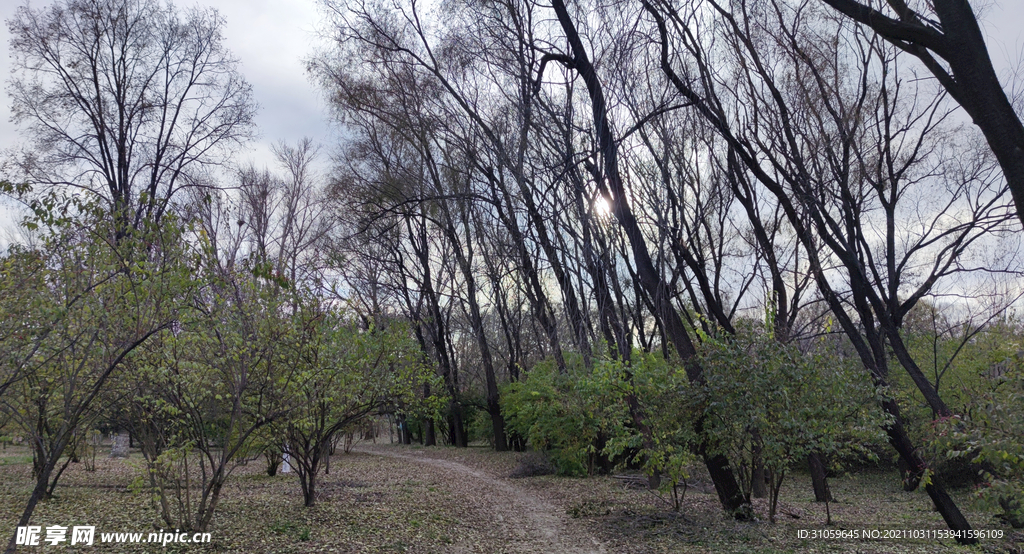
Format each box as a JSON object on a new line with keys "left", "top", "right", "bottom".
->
{"left": 0, "top": 0, "right": 333, "bottom": 241}
{"left": 0, "top": 0, "right": 332, "bottom": 161}
{"left": 1, "top": 0, "right": 1023, "bottom": 235}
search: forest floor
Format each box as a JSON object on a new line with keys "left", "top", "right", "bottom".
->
{"left": 0, "top": 441, "right": 1021, "bottom": 553}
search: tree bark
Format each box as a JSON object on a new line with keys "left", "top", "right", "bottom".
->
{"left": 808, "top": 452, "right": 833, "bottom": 503}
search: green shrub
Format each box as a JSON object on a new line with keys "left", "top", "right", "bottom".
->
{"left": 500, "top": 358, "right": 628, "bottom": 476}
{"left": 930, "top": 358, "right": 1024, "bottom": 528}
{"left": 465, "top": 402, "right": 493, "bottom": 446}
{"left": 694, "top": 321, "right": 888, "bottom": 521}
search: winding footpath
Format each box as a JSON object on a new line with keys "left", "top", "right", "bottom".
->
{"left": 356, "top": 446, "right": 608, "bottom": 554}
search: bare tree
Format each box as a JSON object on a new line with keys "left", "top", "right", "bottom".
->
{"left": 314, "top": 0, "right": 1018, "bottom": 527}
{"left": 7, "top": 0, "right": 256, "bottom": 231}
{"left": 545, "top": 0, "right": 751, "bottom": 516}
{"left": 636, "top": 0, "right": 1020, "bottom": 539}
{"left": 820, "top": 0, "right": 1024, "bottom": 229}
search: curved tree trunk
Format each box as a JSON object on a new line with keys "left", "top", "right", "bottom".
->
{"left": 820, "top": 0, "right": 1024, "bottom": 229}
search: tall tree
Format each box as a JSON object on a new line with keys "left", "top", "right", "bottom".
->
{"left": 7, "top": 0, "right": 256, "bottom": 231}
{"left": 547, "top": 0, "right": 750, "bottom": 516}
{"left": 635, "top": 0, "right": 1018, "bottom": 539}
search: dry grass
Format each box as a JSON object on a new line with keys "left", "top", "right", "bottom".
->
{"left": 0, "top": 442, "right": 1020, "bottom": 553}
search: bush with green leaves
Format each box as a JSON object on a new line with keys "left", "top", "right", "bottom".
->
{"left": 696, "top": 323, "right": 888, "bottom": 522}
{"left": 596, "top": 352, "right": 699, "bottom": 510}
{"left": 282, "top": 314, "right": 442, "bottom": 507}
{"left": 930, "top": 354, "right": 1024, "bottom": 528}
{"left": 0, "top": 204, "right": 193, "bottom": 530}
{"left": 500, "top": 358, "right": 629, "bottom": 476}
{"left": 501, "top": 351, "right": 696, "bottom": 499}
{"left": 125, "top": 264, "right": 304, "bottom": 531}
{"left": 501, "top": 333, "right": 887, "bottom": 521}
{"left": 901, "top": 311, "right": 1024, "bottom": 490}
{"left": 467, "top": 403, "right": 494, "bottom": 445}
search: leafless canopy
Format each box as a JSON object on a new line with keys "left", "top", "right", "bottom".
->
{"left": 7, "top": 0, "right": 257, "bottom": 230}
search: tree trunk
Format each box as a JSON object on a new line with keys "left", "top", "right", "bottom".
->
{"left": 446, "top": 209, "right": 507, "bottom": 452}
{"left": 424, "top": 418, "right": 436, "bottom": 447}
{"left": 447, "top": 406, "right": 467, "bottom": 447}
{"left": 751, "top": 429, "right": 767, "bottom": 499}
{"left": 196, "top": 476, "right": 227, "bottom": 533}
{"left": 882, "top": 399, "right": 974, "bottom": 541}
{"left": 463, "top": 246, "right": 508, "bottom": 451}
{"left": 404, "top": 213, "right": 464, "bottom": 447}
{"left": 398, "top": 414, "right": 413, "bottom": 445}
{"left": 7, "top": 446, "right": 62, "bottom": 554}
{"left": 808, "top": 452, "right": 833, "bottom": 503}
{"left": 303, "top": 468, "right": 317, "bottom": 507}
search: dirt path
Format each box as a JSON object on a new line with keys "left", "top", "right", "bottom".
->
{"left": 357, "top": 446, "right": 607, "bottom": 554}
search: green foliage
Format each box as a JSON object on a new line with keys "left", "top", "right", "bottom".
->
{"left": 124, "top": 261, "right": 311, "bottom": 528}
{"left": 282, "top": 312, "right": 442, "bottom": 505}
{"left": 930, "top": 354, "right": 1024, "bottom": 528}
{"left": 501, "top": 358, "right": 627, "bottom": 476}
{"left": 591, "top": 352, "right": 699, "bottom": 503}
{"left": 0, "top": 206, "right": 193, "bottom": 501}
{"left": 500, "top": 332, "right": 887, "bottom": 520}
{"left": 501, "top": 352, "right": 693, "bottom": 488}
{"left": 466, "top": 403, "right": 493, "bottom": 445}
{"left": 901, "top": 310, "right": 1024, "bottom": 499}
{"left": 696, "top": 322, "right": 889, "bottom": 521}
{"left": 900, "top": 305, "right": 1024, "bottom": 421}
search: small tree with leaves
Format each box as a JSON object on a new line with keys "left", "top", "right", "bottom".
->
{"left": 930, "top": 348, "right": 1024, "bottom": 528}
{"left": 0, "top": 204, "right": 191, "bottom": 550}
{"left": 283, "top": 311, "right": 440, "bottom": 507}
{"left": 128, "top": 256, "right": 302, "bottom": 532}
{"left": 697, "top": 322, "right": 888, "bottom": 522}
